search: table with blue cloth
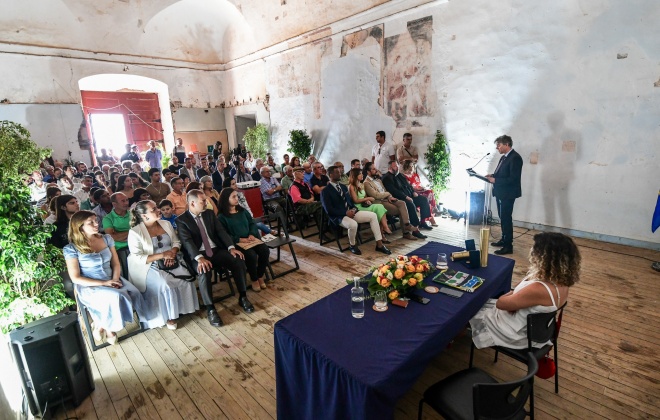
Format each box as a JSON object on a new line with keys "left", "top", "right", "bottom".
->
{"left": 274, "top": 241, "right": 514, "bottom": 420}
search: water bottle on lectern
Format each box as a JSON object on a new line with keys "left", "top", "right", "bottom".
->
{"left": 351, "top": 277, "right": 365, "bottom": 318}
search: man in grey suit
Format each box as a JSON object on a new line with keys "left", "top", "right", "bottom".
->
{"left": 177, "top": 189, "right": 254, "bottom": 326}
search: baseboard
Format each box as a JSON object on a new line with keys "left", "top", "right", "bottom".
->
{"left": 513, "top": 221, "right": 660, "bottom": 252}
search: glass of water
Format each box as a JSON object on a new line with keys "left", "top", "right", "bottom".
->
{"left": 374, "top": 290, "right": 388, "bottom": 311}
{"left": 437, "top": 253, "right": 448, "bottom": 270}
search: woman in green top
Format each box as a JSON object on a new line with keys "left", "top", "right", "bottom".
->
{"left": 218, "top": 188, "right": 270, "bottom": 292}
{"left": 347, "top": 168, "right": 392, "bottom": 243}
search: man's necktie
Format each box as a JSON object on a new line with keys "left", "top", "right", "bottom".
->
{"left": 195, "top": 215, "right": 213, "bottom": 257}
{"left": 336, "top": 184, "right": 348, "bottom": 209}
{"left": 494, "top": 155, "right": 506, "bottom": 174}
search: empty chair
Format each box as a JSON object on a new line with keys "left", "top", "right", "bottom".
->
{"left": 419, "top": 352, "right": 538, "bottom": 420}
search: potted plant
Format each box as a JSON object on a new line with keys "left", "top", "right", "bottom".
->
{"left": 287, "top": 129, "right": 312, "bottom": 161}
{"left": 243, "top": 123, "right": 269, "bottom": 159}
{"left": 0, "top": 121, "right": 74, "bottom": 334}
{"left": 424, "top": 130, "right": 451, "bottom": 199}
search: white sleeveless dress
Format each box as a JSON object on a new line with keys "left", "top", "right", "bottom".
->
{"left": 470, "top": 278, "right": 559, "bottom": 349}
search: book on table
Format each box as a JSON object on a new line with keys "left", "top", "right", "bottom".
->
{"left": 432, "top": 269, "right": 484, "bottom": 293}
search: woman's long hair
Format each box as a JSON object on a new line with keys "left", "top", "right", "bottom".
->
{"left": 55, "top": 195, "right": 76, "bottom": 224}
{"left": 527, "top": 232, "right": 581, "bottom": 287}
{"left": 68, "top": 210, "right": 99, "bottom": 254}
{"left": 186, "top": 181, "right": 201, "bottom": 194}
{"left": 401, "top": 159, "right": 414, "bottom": 174}
{"left": 129, "top": 172, "right": 148, "bottom": 188}
{"left": 110, "top": 172, "right": 121, "bottom": 193}
{"left": 348, "top": 168, "right": 363, "bottom": 193}
{"left": 117, "top": 174, "right": 132, "bottom": 192}
{"left": 130, "top": 200, "right": 153, "bottom": 227}
{"left": 218, "top": 187, "right": 244, "bottom": 217}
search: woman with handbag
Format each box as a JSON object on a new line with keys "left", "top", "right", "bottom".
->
{"left": 470, "top": 232, "right": 580, "bottom": 349}
{"left": 347, "top": 168, "right": 392, "bottom": 241}
{"left": 127, "top": 200, "right": 199, "bottom": 330}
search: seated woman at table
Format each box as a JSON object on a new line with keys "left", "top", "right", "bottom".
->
{"left": 64, "top": 210, "right": 145, "bottom": 345}
{"left": 127, "top": 200, "right": 200, "bottom": 330}
{"left": 347, "top": 168, "right": 392, "bottom": 242}
{"left": 401, "top": 159, "right": 438, "bottom": 226}
{"left": 217, "top": 187, "right": 270, "bottom": 292}
{"left": 470, "top": 232, "right": 580, "bottom": 349}
{"left": 222, "top": 177, "right": 273, "bottom": 236}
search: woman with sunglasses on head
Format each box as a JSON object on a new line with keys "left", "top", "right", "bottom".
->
{"left": 64, "top": 210, "right": 145, "bottom": 345}
{"left": 127, "top": 200, "right": 199, "bottom": 330}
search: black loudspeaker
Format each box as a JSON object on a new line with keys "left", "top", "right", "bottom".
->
{"left": 9, "top": 312, "right": 94, "bottom": 416}
{"left": 469, "top": 191, "right": 485, "bottom": 225}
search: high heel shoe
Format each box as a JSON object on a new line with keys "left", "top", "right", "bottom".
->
{"left": 258, "top": 278, "right": 268, "bottom": 289}
{"left": 251, "top": 281, "right": 261, "bottom": 292}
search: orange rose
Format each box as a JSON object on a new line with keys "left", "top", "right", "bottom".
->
{"left": 405, "top": 264, "right": 416, "bottom": 273}
{"left": 415, "top": 264, "right": 425, "bottom": 272}
{"left": 414, "top": 273, "right": 424, "bottom": 281}
{"left": 408, "top": 278, "right": 417, "bottom": 287}
{"left": 388, "top": 290, "right": 399, "bottom": 300}
{"left": 381, "top": 279, "right": 391, "bottom": 288}
{"left": 410, "top": 256, "right": 419, "bottom": 263}
{"left": 394, "top": 268, "right": 405, "bottom": 279}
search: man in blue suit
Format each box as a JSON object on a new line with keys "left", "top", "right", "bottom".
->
{"left": 486, "top": 135, "right": 523, "bottom": 255}
{"left": 321, "top": 166, "right": 391, "bottom": 256}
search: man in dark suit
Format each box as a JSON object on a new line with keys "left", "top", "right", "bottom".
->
{"left": 177, "top": 189, "right": 254, "bottom": 326}
{"left": 320, "top": 166, "right": 391, "bottom": 255}
{"left": 486, "top": 135, "right": 523, "bottom": 255}
{"left": 381, "top": 160, "right": 433, "bottom": 233}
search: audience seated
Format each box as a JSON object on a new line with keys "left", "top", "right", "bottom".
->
{"left": 223, "top": 177, "right": 273, "bottom": 236}
{"left": 166, "top": 177, "right": 187, "bottom": 216}
{"left": 102, "top": 192, "right": 132, "bottom": 278}
{"left": 309, "top": 162, "right": 330, "bottom": 201}
{"left": 401, "top": 159, "right": 438, "bottom": 226}
{"left": 347, "top": 168, "right": 392, "bottom": 242}
{"left": 178, "top": 157, "right": 196, "bottom": 181}
{"left": 49, "top": 195, "right": 80, "bottom": 249}
{"left": 200, "top": 175, "right": 220, "bottom": 215}
{"left": 146, "top": 168, "right": 171, "bottom": 204}
{"left": 381, "top": 160, "right": 433, "bottom": 231}
{"left": 259, "top": 166, "right": 287, "bottom": 217}
{"left": 289, "top": 166, "right": 326, "bottom": 238}
{"left": 320, "top": 165, "right": 391, "bottom": 256}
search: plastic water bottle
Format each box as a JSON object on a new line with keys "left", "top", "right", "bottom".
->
{"left": 351, "top": 277, "right": 365, "bottom": 318}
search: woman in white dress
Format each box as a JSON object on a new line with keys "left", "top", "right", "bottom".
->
{"left": 127, "top": 200, "right": 199, "bottom": 330}
{"left": 470, "top": 232, "right": 581, "bottom": 349}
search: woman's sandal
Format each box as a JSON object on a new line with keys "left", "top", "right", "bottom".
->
{"left": 258, "top": 278, "right": 268, "bottom": 289}
{"left": 106, "top": 332, "right": 118, "bottom": 345}
{"left": 92, "top": 326, "right": 105, "bottom": 342}
{"left": 251, "top": 282, "right": 261, "bottom": 292}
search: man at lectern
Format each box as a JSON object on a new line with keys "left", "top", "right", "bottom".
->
{"left": 485, "top": 135, "right": 523, "bottom": 255}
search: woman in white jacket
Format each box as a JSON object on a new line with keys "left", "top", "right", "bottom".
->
{"left": 127, "top": 200, "right": 199, "bottom": 330}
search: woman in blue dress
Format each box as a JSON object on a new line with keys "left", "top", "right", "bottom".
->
{"left": 64, "top": 210, "right": 145, "bottom": 345}
{"left": 127, "top": 200, "right": 199, "bottom": 330}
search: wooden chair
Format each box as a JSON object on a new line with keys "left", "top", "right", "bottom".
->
{"left": 469, "top": 302, "right": 567, "bottom": 419}
{"left": 419, "top": 352, "right": 537, "bottom": 420}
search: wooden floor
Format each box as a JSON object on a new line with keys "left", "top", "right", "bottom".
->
{"left": 48, "top": 218, "right": 660, "bottom": 420}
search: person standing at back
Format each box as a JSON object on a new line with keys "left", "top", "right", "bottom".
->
{"left": 486, "top": 135, "right": 523, "bottom": 255}
{"left": 372, "top": 131, "right": 396, "bottom": 174}
{"left": 145, "top": 141, "right": 163, "bottom": 170}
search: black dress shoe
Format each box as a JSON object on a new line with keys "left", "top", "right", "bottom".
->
{"left": 419, "top": 222, "right": 433, "bottom": 230}
{"left": 207, "top": 309, "right": 223, "bottom": 327}
{"left": 490, "top": 240, "right": 505, "bottom": 247}
{"left": 349, "top": 245, "right": 362, "bottom": 255}
{"left": 412, "top": 230, "right": 427, "bottom": 239}
{"left": 494, "top": 247, "right": 513, "bottom": 255}
{"left": 375, "top": 245, "right": 391, "bottom": 255}
{"left": 238, "top": 296, "right": 254, "bottom": 313}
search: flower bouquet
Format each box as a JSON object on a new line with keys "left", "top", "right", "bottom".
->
{"left": 367, "top": 255, "right": 432, "bottom": 301}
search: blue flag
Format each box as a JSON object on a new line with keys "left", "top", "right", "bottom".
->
{"left": 653, "top": 190, "right": 660, "bottom": 233}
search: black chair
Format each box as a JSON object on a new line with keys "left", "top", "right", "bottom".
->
{"left": 286, "top": 193, "right": 320, "bottom": 239}
{"left": 419, "top": 352, "right": 538, "bottom": 420}
{"left": 211, "top": 267, "right": 237, "bottom": 303}
{"left": 469, "top": 302, "right": 567, "bottom": 419}
{"left": 257, "top": 212, "right": 300, "bottom": 279}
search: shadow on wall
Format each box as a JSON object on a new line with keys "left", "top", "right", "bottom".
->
{"left": 538, "top": 111, "right": 579, "bottom": 229}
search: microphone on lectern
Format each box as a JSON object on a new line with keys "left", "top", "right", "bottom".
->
{"left": 468, "top": 153, "right": 490, "bottom": 171}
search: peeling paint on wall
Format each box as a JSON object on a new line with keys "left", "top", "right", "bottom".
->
{"left": 340, "top": 25, "right": 384, "bottom": 106}
{"left": 384, "top": 16, "right": 434, "bottom": 127}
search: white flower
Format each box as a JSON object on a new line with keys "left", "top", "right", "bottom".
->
{"left": 387, "top": 272, "right": 393, "bottom": 280}
{"left": 373, "top": 270, "right": 379, "bottom": 278}
{"left": 402, "top": 279, "right": 408, "bottom": 285}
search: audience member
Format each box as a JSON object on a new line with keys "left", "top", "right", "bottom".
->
{"left": 49, "top": 195, "right": 80, "bottom": 248}
{"left": 129, "top": 188, "right": 151, "bottom": 208}
{"left": 280, "top": 165, "right": 294, "bottom": 193}
{"left": 218, "top": 188, "right": 270, "bottom": 292}
{"left": 251, "top": 159, "right": 264, "bottom": 181}
{"left": 289, "top": 167, "right": 327, "bottom": 240}
{"left": 223, "top": 178, "right": 273, "bottom": 236}
{"left": 92, "top": 189, "right": 113, "bottom": 232}
{"left": 158, "top": 199, "right": 177, "bottom": 229}
{"left": 173, "top": 138, "right": 186, "bottom": 163}
{"left": 200, "top": 175, "right": 220, "bottom": 215}
{"left": 146, "top": 168, "right": 171, "bottom": 204}
{"left": 401, "top": 159, "right": 438, "bottom": 226}
{"left": 397, "top": 132, "right": 419, "bottom": 163}
{"left": 321, "top": 165, "right": 390, "bottom": 255}
{"left": 116, "top": 174, "right": 135, "bottom": 200}
{"left": 129, "top": 172, "right": 148, "bottom": 188}
{"left": 381, "top": 160, "right": 433, "bottom": 231}
{"left": 168, "top": 155, "right": 184, "bottom": 173}
{"left": 176, "top": 189, "right": 255, "bottom": 327}
{"left": 127, "top": 200, "right": 199, "bottom": 330}
{"left": 335, "top": 162, "right": 349, "bottom": 185}
{"left": 302, "top": 162, "right": 313, "bottom": 185}
{"left": 281, "top": 154, "right": 290, "bottom": 172}
{"left": 166, "top": 177, "right": 187, "bottom": 216}
{"left": 309, "top": 162, "right": 329, "bottom": 201}
{"left": 347, "top": 168, "right": 392, "bottom": 242}
{"left": 372, "top": 131, "right": 395, "bottom": 174}
{"left": 196, "top": 157, "right": 212, "bottom": 180}
{"left": 244, "top": 152, "right": 255, "bottom": 172}
{"left": 179, "top": 157, "right": 196, "bottom": 181}
{"left": 145, "top": 140, "right": 163, "bottom": 170}
{"left": 64, "top": 211, "right": 145, "bottom": 346}
{"left": 102, "top": 192, "right": 132, "bottom": 278}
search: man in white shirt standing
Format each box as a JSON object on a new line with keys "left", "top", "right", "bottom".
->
{"left": 372, "top": 130, "right": 396, "bottom": 174}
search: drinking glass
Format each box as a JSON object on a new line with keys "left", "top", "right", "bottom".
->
{"left": 374, "top": 291, "right": 388, "bottom": 310}
{"left": 436, "top": 253, "right": 448, "bottom": 270}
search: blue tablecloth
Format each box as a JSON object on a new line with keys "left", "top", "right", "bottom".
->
{"left": 274, "top": 241, "right": 514, "bottom": 420}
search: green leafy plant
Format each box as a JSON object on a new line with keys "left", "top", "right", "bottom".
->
{"left": 243, "top": 124, "right": 269, "bottom": 159}
{"left": 0, "top": 121, "right": 73, "bottom": 333}
{"left": 161, "top": 152, "right": 171, "bottom": 169}
{"left": 424, "top": 130, "right": 451, "bottom": 196}
{"left": 287, "top": 129, "right": 312, "bottom": 161}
